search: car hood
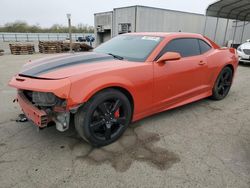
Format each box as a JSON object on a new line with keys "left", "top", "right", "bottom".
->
{"left": 19, "top": 52, "right": 130, "bottom": 79}
{"left": 240, "top": 42, "right": 250, "bottom": 49}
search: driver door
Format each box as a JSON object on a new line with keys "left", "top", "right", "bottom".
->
{"left": 153, "top": 38, "right": 210, "bottom": 110}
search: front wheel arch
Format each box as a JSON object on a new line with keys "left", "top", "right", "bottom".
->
{"left": 83, "top": 86, "right": 134, "bottom": 119}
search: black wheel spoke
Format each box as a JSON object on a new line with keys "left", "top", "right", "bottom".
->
{"left": 105, "top": 125, "right": 112, "bottom": 140}
{"left": 111, "top": 99, "right": 122, "bottom": 113}
{"left": 223, "top": 72, "right": 230, "bottom": 80}
{"left": 218, "top": 85, "right": 222, "bottom": 90}
{"left": 90, "top": 120, "right": 105, "bottom": 131}
{"left": 219, "top": 77, "right": 224, "bottom": 83}
{"left": 220, "top": 86, "right": 225, "bottom": 95}
{"left": 98, "top": 103, "right": 109, "bottom": 115}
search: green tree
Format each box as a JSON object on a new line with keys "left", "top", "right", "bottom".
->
{"left": 0, "top": 21, "right": 94, "bottom": 33}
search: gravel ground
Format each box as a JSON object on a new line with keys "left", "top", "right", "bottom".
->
{"left": 0, "top": 54, "right": 249, "bottom": 188}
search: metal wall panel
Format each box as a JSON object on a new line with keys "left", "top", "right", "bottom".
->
{"left": 94, "top": 6, "right": 247, "bottom": 46}
{"left": 113, "top": 7, "right": 136, "bottom": 36}
{"left": 204, "top": 17, "right": 233, "bottom": 46}
{"left": 230, "top": 21, "right": 250, "bottom": 44}
{"left": 95, "top": 12, "right": 113, "bottom": 29}
{"left": 94, "top": 12, "right": 113, "bottom": 46}
{"left": 135, "top": 6, "right": 232, "bottom": 46}
{"left": 241, "top": 23, "right": 250, "bottom": 42}
{"left": 136, "top": 6, "right": 205, "bottom": 34}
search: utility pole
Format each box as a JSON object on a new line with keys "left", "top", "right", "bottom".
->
{"left": 67, "top": 13, "right": 73, "bottom": 53}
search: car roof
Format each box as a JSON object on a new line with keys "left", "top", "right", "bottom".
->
{"left": 124, "top": 32, "right": 220, "bottom": 49}
{"left": 125, "top": 32, "right": 204, "bottom": 38}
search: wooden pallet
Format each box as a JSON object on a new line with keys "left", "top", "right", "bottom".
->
{"left": 9, "top": 43, "right": 35, "bottom": 55}
{"left": 62, "top": 42, "right": 93, "bottom": 52}
{"left": 39, "top": 41, "right": 63, "bottom": 54}
{"left": 38, "top": 41, "right": 93, "bottom": 54}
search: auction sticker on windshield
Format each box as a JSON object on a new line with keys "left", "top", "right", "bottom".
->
{"left": 142, "top": 36, "right": 161, "bottom": 41}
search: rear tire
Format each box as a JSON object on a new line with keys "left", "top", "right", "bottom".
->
{"left": 74, "top": 89, "right": 132, "bottom": 147}
{"left": 211, "top": 67, "right": 233, "bottom": 100}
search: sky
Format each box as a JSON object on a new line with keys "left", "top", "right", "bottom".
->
{"left": 0, "top": 0, "right": 216, "bottom": 27}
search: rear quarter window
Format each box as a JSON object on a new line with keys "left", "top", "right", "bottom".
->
{"left": 199, "top": 39, "right": 212, "bottom": 54}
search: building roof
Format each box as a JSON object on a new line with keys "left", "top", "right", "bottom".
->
{"left": 95, "top": 5, "right": 205, "bottom": 17}
{"left": 124, "top": 32, "right": 204, "bottom": 38}
{"left": 206, "top": 0, "right": 250, "bottom": 21}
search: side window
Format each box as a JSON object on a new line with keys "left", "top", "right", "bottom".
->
{"left": 199, "top": 39, "right": 212, "bottom": 54}
{"left": 156, "top": 38, "right": 200, "bottom": 60}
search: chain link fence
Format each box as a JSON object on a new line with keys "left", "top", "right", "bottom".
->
{"left": 0, "top": 32, "right": 94, "bottom": 42}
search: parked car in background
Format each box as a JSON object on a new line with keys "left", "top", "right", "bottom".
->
{"left": 85, "top": 35, "right": 95, "bottom": 47}
{"left": 77, "top": 37, "right": 86, "bottom": 42}
{"left": 9, "top": 33, "right": 238, "bottom": 147}
{"left": 237, "top": 39, "right": 250, "bottom": 63}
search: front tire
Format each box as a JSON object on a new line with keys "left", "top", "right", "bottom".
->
{"left": 211, "top": 67, "right": 233, "bottom": 100}
{"left": 74, "top": 89, "right": 132, "bottom": 147}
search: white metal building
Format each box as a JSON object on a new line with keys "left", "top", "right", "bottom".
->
{"left": 94, "top": 5, "right": 250, "bottom": 46}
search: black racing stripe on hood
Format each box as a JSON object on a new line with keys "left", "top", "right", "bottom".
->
{"left": 19, "top": 53, "right": 113, "bottom": 77}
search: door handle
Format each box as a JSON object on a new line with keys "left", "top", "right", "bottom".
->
{"left": 198, "top": 60, "right": 206, "bottom": 65}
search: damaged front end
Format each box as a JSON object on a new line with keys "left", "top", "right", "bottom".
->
{"left": 18, "top": 90, "right": 70, "bottom": 132}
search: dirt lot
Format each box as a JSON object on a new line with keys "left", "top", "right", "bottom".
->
{"left": 0, "top": 54, "right": 249, "bottom": 188}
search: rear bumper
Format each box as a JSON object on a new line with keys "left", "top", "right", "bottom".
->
{"left": 17, "top": 92, "right": 48, "bottom": 127}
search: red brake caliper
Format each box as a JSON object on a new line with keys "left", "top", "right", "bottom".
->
{"left": 114, "top": 108, "right": 120, "bottom": 118}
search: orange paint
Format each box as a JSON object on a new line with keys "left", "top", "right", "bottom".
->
{"left": 9, "top": 33, "right": 239, "bottom": 126}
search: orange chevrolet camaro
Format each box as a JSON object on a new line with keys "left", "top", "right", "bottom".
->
{"left": 9, "top": 33, "right": 238, "bottom": 146}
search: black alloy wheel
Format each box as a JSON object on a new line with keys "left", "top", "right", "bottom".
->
{"left": 211, "top": 67, "right": 233, "bottom": 100}
{"left": 75, "top": 89, "right": 132, "bottom": 147}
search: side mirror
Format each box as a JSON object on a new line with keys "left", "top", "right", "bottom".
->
{"left": 246, "top": 39, "right": 250, "bottom": 43}
{"left": 157, "top": 52, "right": 181, "bottom": 63}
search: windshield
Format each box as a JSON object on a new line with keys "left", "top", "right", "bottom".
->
{"left": 94, "top": 35, "right": 163, "bottom": 62}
